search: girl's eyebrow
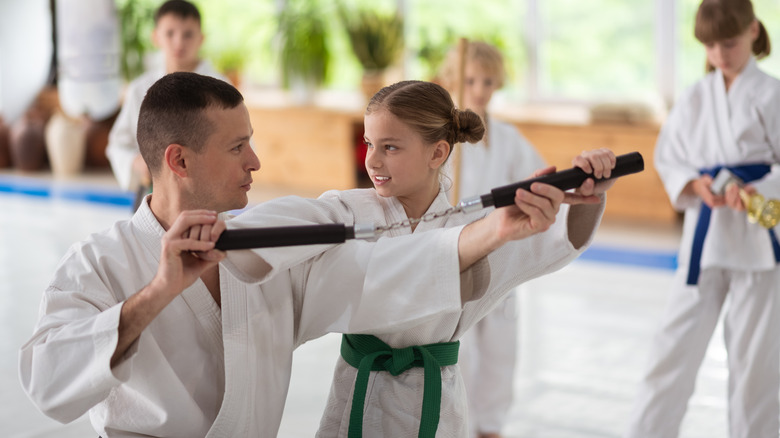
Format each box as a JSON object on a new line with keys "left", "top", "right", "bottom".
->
{"left": 369, "top": 137, "right": 402, "bottom": 143}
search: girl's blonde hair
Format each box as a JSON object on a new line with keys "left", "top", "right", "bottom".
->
{"left": 366, "top": 81, "right": 485, "bottom": 159}
{"left": 695, "top": 0, "right": 771, "bottom": 72}
{"left": 438, "top": 41, "right": 506, "bottom": 91}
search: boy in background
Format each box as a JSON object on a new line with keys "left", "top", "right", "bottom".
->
{"left": 107, "top": 0, "right": 227, "bottom": 192}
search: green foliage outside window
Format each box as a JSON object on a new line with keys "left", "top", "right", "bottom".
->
{"left": 197, "top": 0, "right": 277, "bottom": 85}
{"left": 277, "top": 1, "right": 332, "bottom": 89}
{"left": 115, "top": 0, "right": 156, "bottom": 81}
{"left": 538, "top": 0, "right": 655, "bottom": 101}
{"left": 115, "top": 0, "right": 780, "bottom": 104}
{"left": 338, "top": 6, "right": 404, "bottom": 72}
{"left": 405, "top": 0, "right": 526, "bottom": 91}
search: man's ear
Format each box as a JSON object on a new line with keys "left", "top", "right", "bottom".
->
{"left": 197, "top": 31, "right": 205, "bottom": 50}
{"left": 151, "top": 28, "right": 160, "bottom": 49}
{"left": 430, "top": 140, "right": 451, "bottom": 170}
{"left": 164, "top": 144, "right": 188, "bottom": 178}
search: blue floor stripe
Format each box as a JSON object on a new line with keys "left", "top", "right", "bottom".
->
{"left": 0, "top": 175, "right": 134, "bottom": 207}
{"left": 579, "top": 245, "right": 678, "bottom": 271}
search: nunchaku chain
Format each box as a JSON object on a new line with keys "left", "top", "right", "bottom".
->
{"left": 354, "top": 197, "right": 485, "bottom": 239}
{"left": 374, "top": 205, "right": 467, "bottom": 235}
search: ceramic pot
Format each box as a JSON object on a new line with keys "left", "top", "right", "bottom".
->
{"left": 10, "top": 113, "right": 48, "bottom": 171}
{"left": 360, "top": 70, "right": 386, "bottom": 102}
{"left": 45, "top": 110, "right": 87, "bottom": 177}
{"left": 0, "top": 116, "right": 11, "bottom": 168}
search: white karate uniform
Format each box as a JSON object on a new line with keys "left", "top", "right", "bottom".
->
{"left": 450, "top": 116, "right": 546, "bottom": 436}
{"left": 626, "top": 57, "right": 780, "bottom": 438}
{"left": 229, "top": 187, "right": 604, "bottom": 437}
{"left": 105, "top": 60, "right": 227, "bottom": 190}
{"left": 19, "top": 197, "right": 470, "bottom": 438}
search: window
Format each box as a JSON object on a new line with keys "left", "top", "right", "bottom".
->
{"left": 128, "top": 0, "right": 780, "bottom": 106}
{"left": 404, "top": 0, "right": 526, "bottom": 88}
{"left": 532, "top": 0, "right": 656, "bottom": 102}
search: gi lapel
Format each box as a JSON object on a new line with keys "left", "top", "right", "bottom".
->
{"left": 712, "top": 70, "right": 738, "bottom": 159}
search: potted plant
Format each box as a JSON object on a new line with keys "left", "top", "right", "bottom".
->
{"left": 116, "top": 0, "right": 156, "bottom": 82}
{"left": 214, "top": 48, "right": 247, "bottom": 88}
{"left": 277, "top": 3, "right": 331, "bottom": 103}
{"left": 339, "top": 6, "right": 404, "bottom": 101}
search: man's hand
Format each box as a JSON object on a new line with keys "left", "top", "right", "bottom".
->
{"left": 150, "top": 210, "right": 226, "bottom": 298}
{"left": 112, "top": 210, "right": 226, "bottom": 367}
{"left": 564, "top": 148, "right": 617, "bottom": 205}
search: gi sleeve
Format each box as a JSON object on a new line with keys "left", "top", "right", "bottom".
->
{"left": 752, "top": 85, "right": 780, "bottom": 201}
{"left": 18, "top": 251, "right": 135, "bottom": 423}
{"left": 105, "top": 83, "right": 142, "bottom": 191}
{"left": 291, "top": 226, "right": 466, "bottom": 344}
{"left": 460, "top": 197, "right": 605, "bottom": 327}
{"left": 223, "top": 194, "right": 355, "bottom": 283}
{"left": 654, "top": 101, "right": 702, "bottom": 211}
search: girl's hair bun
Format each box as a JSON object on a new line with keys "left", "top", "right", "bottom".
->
{"left": 452, "top": 108, "right": 485, "bottom": 144}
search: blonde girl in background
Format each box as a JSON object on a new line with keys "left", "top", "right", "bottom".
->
{"left": 438, "top": 41, "right": 546, "bottom": 438}
{"left": 625, "top": 1, "right": 780, "bottom": 437}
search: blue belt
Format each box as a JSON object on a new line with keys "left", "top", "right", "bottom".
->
{"left": 687, "top": 163, "right": 780, "bottom": 285}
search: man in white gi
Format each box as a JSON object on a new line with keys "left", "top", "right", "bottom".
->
{"left": 19, "top": 72, "right": 585, "bottom": 437}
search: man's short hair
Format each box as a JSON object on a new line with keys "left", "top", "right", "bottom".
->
{"left": 154, "top": 0, "right": 201, "bottom": 26}
{"left": 137, "top": 72, "right": 243, "bottom": 176}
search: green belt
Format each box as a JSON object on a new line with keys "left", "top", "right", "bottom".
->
{"left": 340, "top": 334, "right": 460, "bottom": 438}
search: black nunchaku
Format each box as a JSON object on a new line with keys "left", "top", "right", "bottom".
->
{"left": 215, "top": 151, "right": 645, "bottom": 251}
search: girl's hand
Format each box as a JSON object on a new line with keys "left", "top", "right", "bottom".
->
{"left": 691, "top": 175, "right": 725, "bottom": 208}
{"left": 565, "top": 148, "right": 617, "bottom": 205}
{"left": 458, "top": 180, "right": 563, "bottom": 275}
{"left": 724, "top": 183, "right": 755, "bottom": 212}
{"left": 487, "top": 182, "right": 564, "bottom": 244}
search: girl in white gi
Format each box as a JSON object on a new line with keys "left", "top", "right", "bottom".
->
{"left": 438, "top": 41, "right": 546, "bottom": 438}
{"left": 244, "top": 80, "right": 615, "bottom": 437}
{"left": 626, "top": 1, "right": 780, "bottom": 437}
{"left": 106, "top": 0, "right": 227, "bottom": 192}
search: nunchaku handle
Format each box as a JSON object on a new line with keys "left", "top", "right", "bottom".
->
{"left": 481, "top": 151, "right": 644, "bottom": 208}
{"left": 215, "top": 223, "right": 355, "bottom": 250}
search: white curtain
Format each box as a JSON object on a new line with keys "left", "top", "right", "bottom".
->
{"left": 0, "top": 0, "right": 53, "bottom": 123}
